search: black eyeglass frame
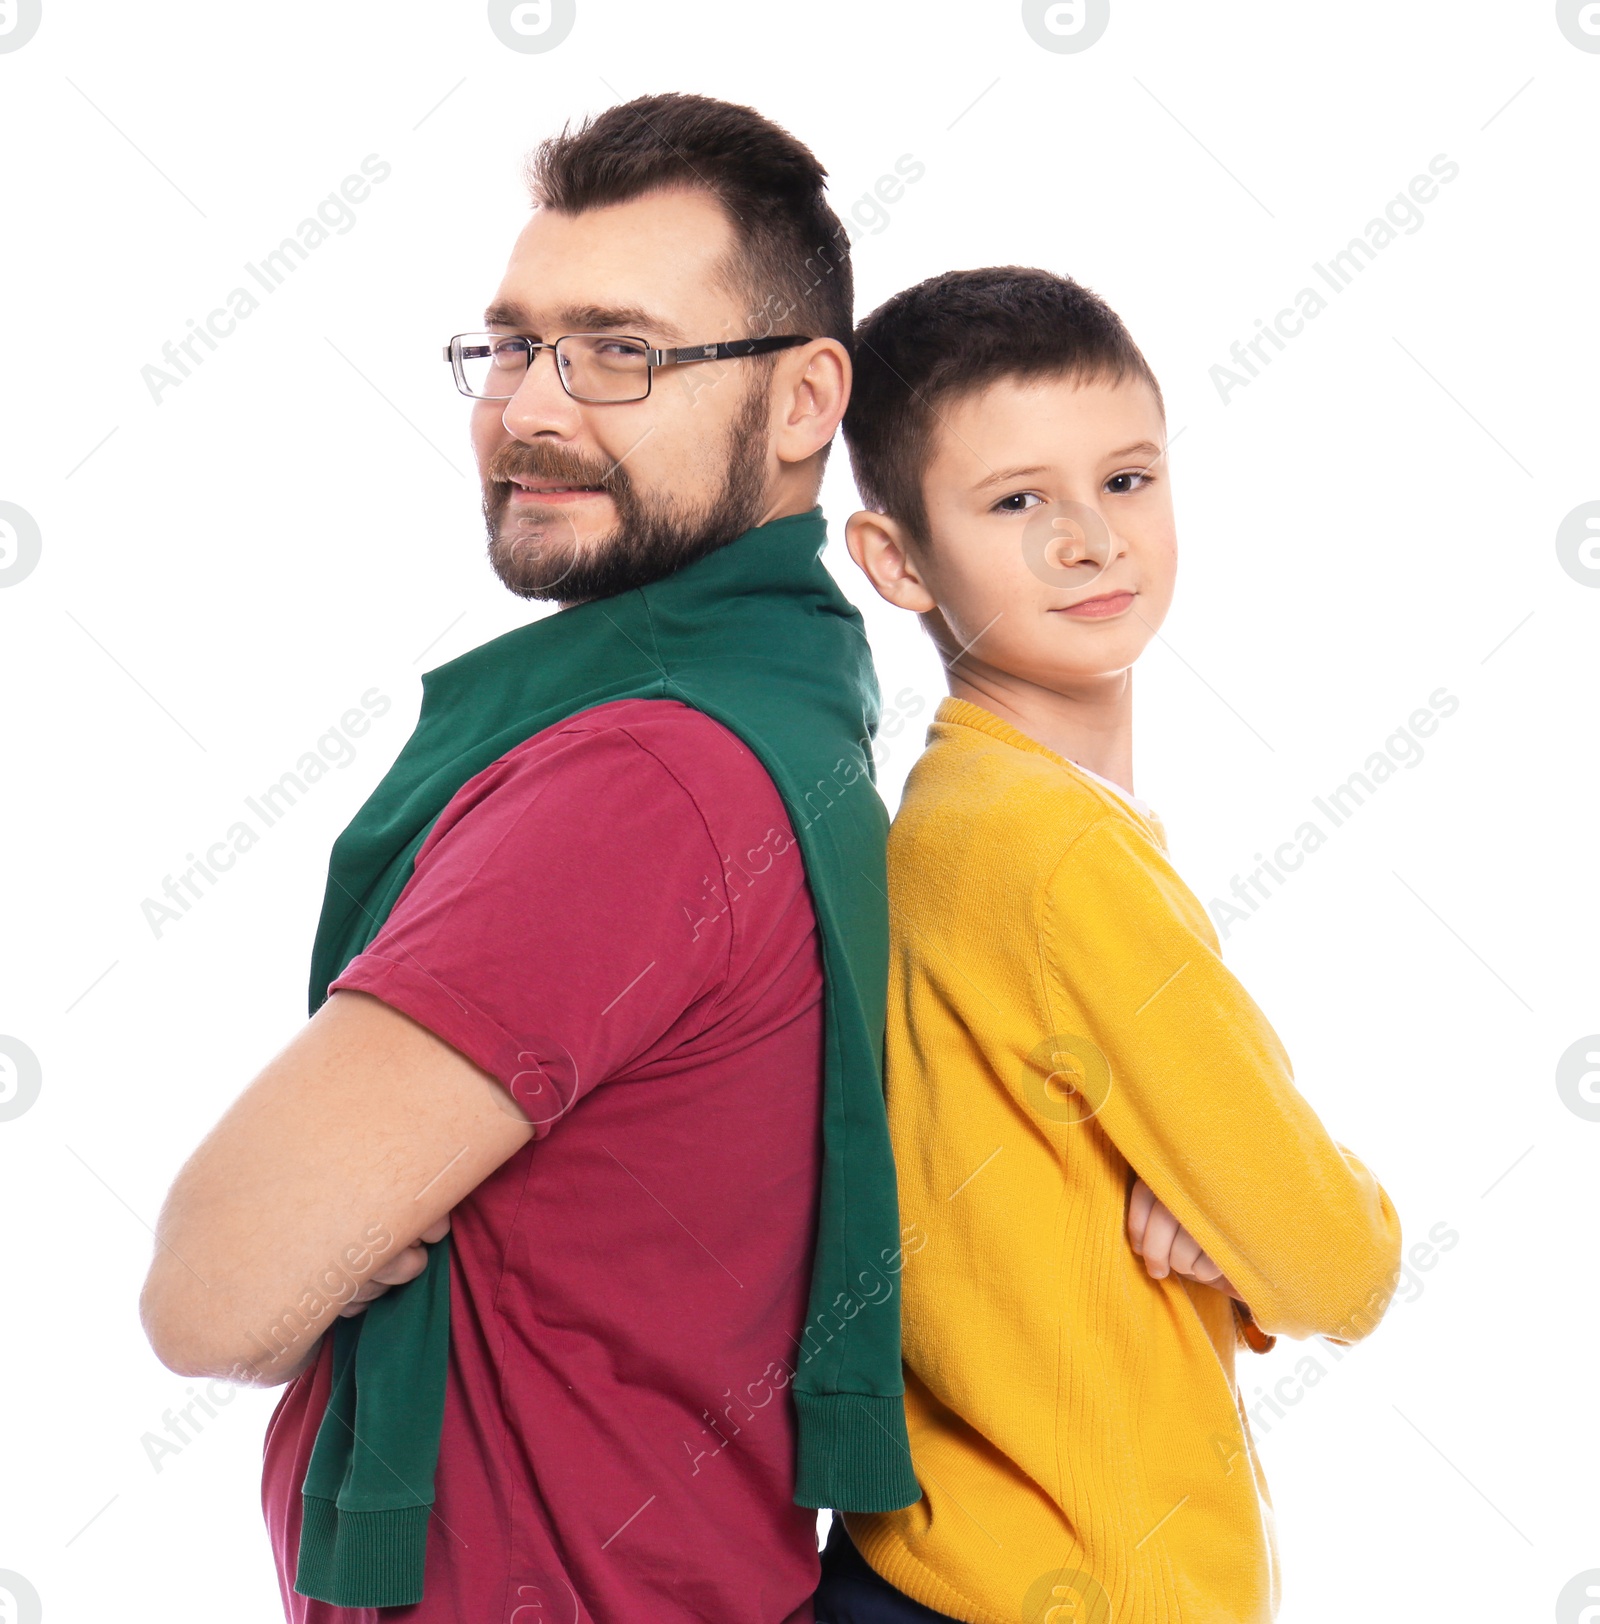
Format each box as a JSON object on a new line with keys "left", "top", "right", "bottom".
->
{"left": 442, "top": 331, "right": 814, "bottom": 402}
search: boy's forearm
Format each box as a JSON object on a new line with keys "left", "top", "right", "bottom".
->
{"left": 1113, "top": 1070, "right": 1403, "bottom": 1342}
{"left": 1038, "top": 817, "right": 1406, "bottom": 1344}
{"left": 1104, "top": 1011, "right": 1403, "bottom": 1340}
{"left": 1051, "top": 833, "right": 1403, "bottom": 1339}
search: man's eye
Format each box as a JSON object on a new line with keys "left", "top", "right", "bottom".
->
{"left": 993, "top": 492, "right": 1043, "bottom": 513}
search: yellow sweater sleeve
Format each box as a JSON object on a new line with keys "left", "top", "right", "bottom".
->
{"left": 1035, "top": 813, "right": 1403, "bottom": 1343}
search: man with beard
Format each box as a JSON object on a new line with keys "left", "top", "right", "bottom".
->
{"left": 140, "top": 94, "right": 920, "bottom": 1623}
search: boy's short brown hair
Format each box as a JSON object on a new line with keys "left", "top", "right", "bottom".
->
{"left": 842, "top": 266, "right": 1163, "bottom": 544}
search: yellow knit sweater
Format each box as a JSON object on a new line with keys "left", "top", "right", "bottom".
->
{"left": 846, "top": 697, "right": 1402, "bottom": 1624}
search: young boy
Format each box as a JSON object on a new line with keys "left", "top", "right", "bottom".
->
{"left": 817, "top": 268, "right": 1403, "bottom": 1623}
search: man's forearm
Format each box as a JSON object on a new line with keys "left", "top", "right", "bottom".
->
{"left": 231, "top": 1335, "right": 323, "bottom": 1389}
{"left": 138, "top": 991, "right": 532, "bottom": 1381}
{"left": 141, "top": 1198, "right": 393, "bottom": 1378}
{"left": 207, "top": 1345, "right": 318, "bottom": 1389}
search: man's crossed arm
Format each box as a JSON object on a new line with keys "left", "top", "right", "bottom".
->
{"left": 139, "top": 989, "right": 535, "bottom": 1387}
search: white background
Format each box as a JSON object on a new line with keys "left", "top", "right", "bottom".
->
{"left": 1, "top": 2, "right": 1596, "bottom": 1620}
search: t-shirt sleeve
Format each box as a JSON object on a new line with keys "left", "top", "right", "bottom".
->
{"left": 325, "top": 716, "right": 735, "bottom": 1138}
{"left": 1037, "top": 814, "right": 1403, "bottom": 1343}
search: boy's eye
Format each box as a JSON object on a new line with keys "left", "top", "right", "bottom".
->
{"left": 992, "top": 492, "right": 1043, "bottom": 513}
{"left": 1106, "top": 470, "right": 1153, "bottom": 495}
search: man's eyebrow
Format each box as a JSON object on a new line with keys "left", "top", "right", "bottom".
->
{"left": 482, "top": 298, "right": 534, "bottom": 329}
{"left": 970, "top": 442, "right": 1166, "bottom": 491}
{"left": 481, "top": 299, "right": 685, "bottom": 340}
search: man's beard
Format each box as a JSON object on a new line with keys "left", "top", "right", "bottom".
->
{"left": 483, "top": 376, "right": 771, "bottom": 604}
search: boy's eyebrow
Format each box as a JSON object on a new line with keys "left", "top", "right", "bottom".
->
{"left": 481, "top": 297, "right": 685, "bottom": 340}
{"left": 972, "top": 464, "right": 1051, "bottom": 491}
{"left": 971, "top": 442, "right": 1168, "bottom": 491}
{"left": 1106, "top": 440, "right": 1166, "bottom": 463}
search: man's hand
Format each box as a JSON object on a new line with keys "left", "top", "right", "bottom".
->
{"left": 336, "top": 1213, "right": 452, "bottom": 1318}
{"left": 1127, "top": 1176, "right": 1246, "bottom": 1302}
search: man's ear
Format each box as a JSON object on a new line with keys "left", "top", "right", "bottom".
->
{"left": 844, "top": 510, "right": 938, "bottom": 614}
{"left": 772, "top": 339, "right": 851, "bottom": 467}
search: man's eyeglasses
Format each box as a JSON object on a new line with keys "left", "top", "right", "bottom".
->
{"left": 443, "top": 331, "right": 813, "bottom": 403}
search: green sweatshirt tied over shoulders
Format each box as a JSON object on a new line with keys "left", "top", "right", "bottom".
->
{"left": 291, "top": 508, "right": 921, "bottom": 1608}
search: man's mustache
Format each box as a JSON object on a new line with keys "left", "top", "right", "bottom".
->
{"left": 485, "top": 443, "right": 628, "bottom": 492}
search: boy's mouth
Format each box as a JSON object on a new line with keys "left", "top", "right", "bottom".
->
{"left": 1056, "top": 591, "right": 1135, "bottom": 620}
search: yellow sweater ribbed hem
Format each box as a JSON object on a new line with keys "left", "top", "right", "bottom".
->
{"left": 842, "top": 1515, "right": 995, "bottom": 1624}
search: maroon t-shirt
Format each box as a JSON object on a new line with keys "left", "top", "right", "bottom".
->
{"left": 260, "top": 698, "right": 826, "bottom": 1624}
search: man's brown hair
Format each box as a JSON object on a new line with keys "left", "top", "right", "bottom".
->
{"left": 524, "top": 92, "right": 853, "bottom": 353}
{"left": 843, "top": 266, "right": 1165, "bottom": 545}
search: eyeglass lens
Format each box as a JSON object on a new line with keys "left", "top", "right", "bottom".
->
{"left": 456, "top": 334, "right": 651, "bottom": 401}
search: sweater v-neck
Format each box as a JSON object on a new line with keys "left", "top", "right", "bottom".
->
{"left": 933, "top": 695, "right": 1164, "bottom": 837}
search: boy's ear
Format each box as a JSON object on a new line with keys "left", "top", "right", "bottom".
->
{"left": 844, "top": 509, "right": 938, "bottom": 614}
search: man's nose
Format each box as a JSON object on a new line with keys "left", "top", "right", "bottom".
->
{"left": 500, "top": 346, "right": 584, "bottom": 441}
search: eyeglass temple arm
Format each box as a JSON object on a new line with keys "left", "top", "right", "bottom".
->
{"left": 648, "top": 335, "right": 812, "bottom": 366}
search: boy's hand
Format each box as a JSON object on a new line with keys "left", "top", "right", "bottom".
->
{"left": 336, "top": 1213, "right": 452, "bottom": 1318}
{"left": 1127, "top": 1178, "right": 1247, "bottom": 1302}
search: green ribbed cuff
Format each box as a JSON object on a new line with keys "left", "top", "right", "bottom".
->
{"left": 294, "top": 1496, "right": 430, "bottom": 1608}
{"left": 791, "top": 1390, "right": 922, "bottom": 1512}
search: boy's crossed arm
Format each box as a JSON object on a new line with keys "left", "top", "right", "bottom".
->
{"left": 1126, "top": 1175, "right": 1245, "bottom": 1301}
{"left": 1040, "top": 814, "right": 1404, "bottom": 1344}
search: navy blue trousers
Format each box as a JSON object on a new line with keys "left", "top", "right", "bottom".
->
{"left": 812, "top": 1517, "right": 961, "bottom": 1624}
